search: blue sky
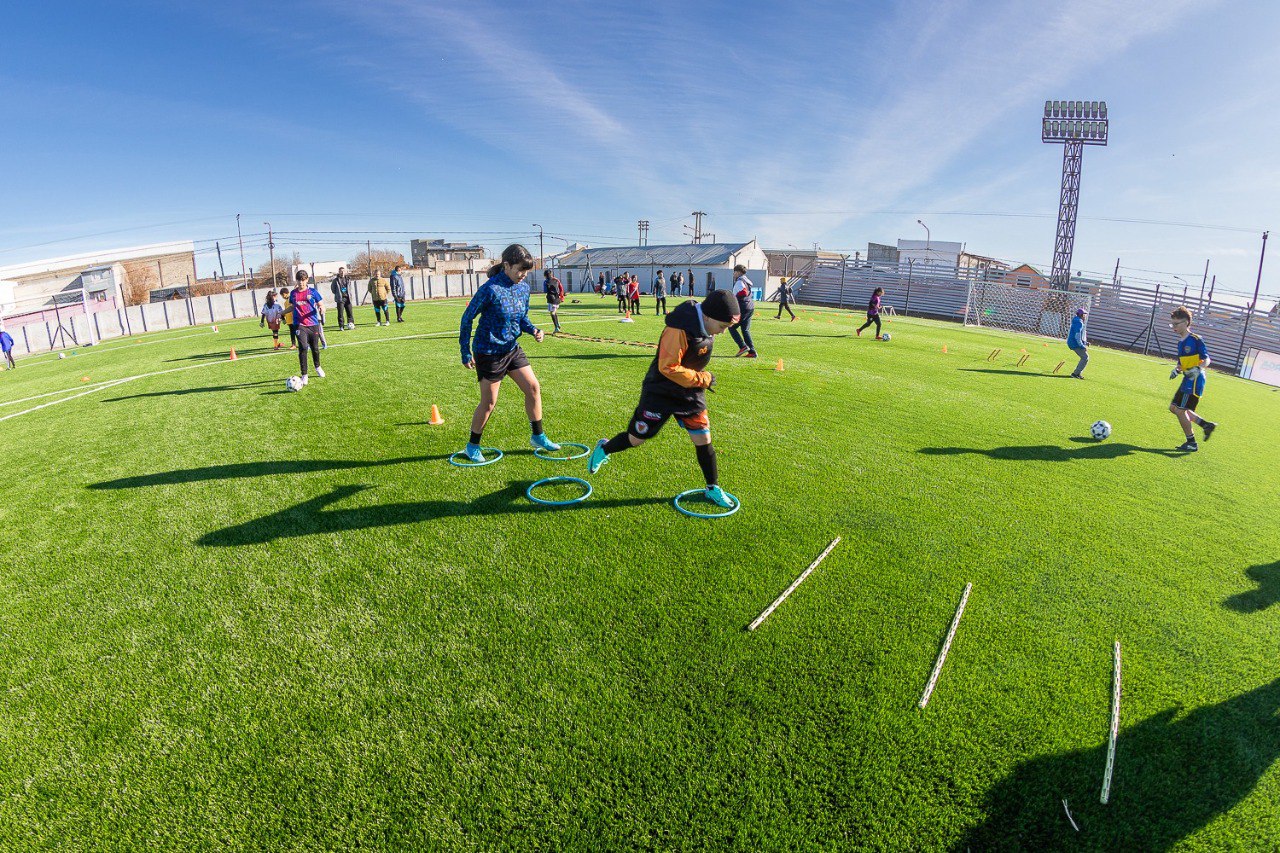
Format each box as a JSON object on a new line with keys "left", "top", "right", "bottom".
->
{"left": 2, "top": 0, "right": 1276, "bottom": 298}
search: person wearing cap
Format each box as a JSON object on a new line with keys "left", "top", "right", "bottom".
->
{"left": 587, "top": 291, "right": 742, "bottom": 509}
{"left": 1067, "top": 306, "right": 1089, "bottom": 379}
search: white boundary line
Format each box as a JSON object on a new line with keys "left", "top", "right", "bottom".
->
{"left": 0, "top": 317, "right": 631, "bottom": 422}
{"left": 1101, "top": 639, "right": 1122, "bottom": 804}
{"left": 918, "top": 582, "right": 972, "bottom": 709}
{"left": 747, "top": 536, "right": 840, "bottom": 631}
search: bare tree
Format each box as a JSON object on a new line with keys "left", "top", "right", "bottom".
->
{"left": 349, "top": 249, "right": 406, "bottom": 277}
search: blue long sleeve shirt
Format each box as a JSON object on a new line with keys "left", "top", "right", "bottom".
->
{"left": 1067, "top": 316, "right": 1087, "bottom": 349}
{"left": 459, "top": 270, "right": 538, "bottom": 363}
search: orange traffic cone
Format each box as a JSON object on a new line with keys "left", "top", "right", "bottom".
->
{"left": 942, "top": 345, "right": 948, "bottom": 354}
{"left": 229, "top": 348, "right": 238, "bottom": 361}
{"left": 429, "top": 404, "right": 444, "bottom": 425}
{"left": 775, "top": 359, "right": 785, "bottom": 372}
{"left": 81, "top": 376, "right": 90, "bottom": 382}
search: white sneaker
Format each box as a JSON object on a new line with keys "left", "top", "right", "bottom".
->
{"left": 300, "top": 375, "right": 309, "bottom": 386}
{"left": 315, "top": 367, "right": 325, "bottom": 378}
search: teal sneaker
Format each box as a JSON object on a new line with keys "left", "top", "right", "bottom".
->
{"left": 530, "top": 433, "right": 561, "bottom": 452}
{"left": 587, "top": 438, "right": 610, "bottom": 474}
{"left": 704, "top": 485, "right": 736, "bottom": 508}
{"left": 463, "top": 443, "right": 487, "bottom": 464}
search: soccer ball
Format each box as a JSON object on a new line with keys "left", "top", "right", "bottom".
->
{"left": 286, "top": 376, "right": 304, "bottom": 392}
{"left": 881, "top": 333, "right": 891, "bottom": 341}
{"left": 1090, "top": 420, "right": 1112, "bottom": 441}
{"left": 58, "top": 353, "right": 66, "bottom": 360}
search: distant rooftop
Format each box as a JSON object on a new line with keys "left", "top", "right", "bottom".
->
{"left": 556, "top": 242, "right": 754, "bottom": 268}
{"left": 0, "top": 241, "right": 195, "bottom": 280}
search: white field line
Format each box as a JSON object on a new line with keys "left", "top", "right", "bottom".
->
{"left": 1101, "top": 640, "right": 1122, "bottom": 804}
{"left": 0, "top": 318, "right": 631, "bottom": 422}
{"left": 11, "top": 328, "right": 217, "bottom": 371}
{"left": 918, "top": 582, "right": 972, "bottom": 709}
{"left": 747, "top": 537, "right": 841, "bottom": 631}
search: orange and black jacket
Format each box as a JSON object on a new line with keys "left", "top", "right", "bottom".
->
{"left": 640, "top": 300, "right": 715, "bottom": 409}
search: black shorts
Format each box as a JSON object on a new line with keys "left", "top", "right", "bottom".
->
{"left": 627, "top": 398, "right": 710, "bottom": 440}
{"left": 373, "top": 299, "right": 387, "bottom": 308}
{"left": 474, "top": 346, "right": 530, "bottom": 382}
{"left": 1172, "top": 387, "right": 1201, "bottom": 411}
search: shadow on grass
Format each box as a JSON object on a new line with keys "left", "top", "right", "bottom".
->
{"left": 959, "top": 677, "right": 1280, "bottom": 849}
{"left": 534, "top": 353, "right": 652, "bottom": 360}
{"left": 163, "top": 347, "right": 280, "bottom": 362}
{"left": 770, "top": 333, "right": 847, "bottom": 338}
{"left": 198, "top": 483, "right": 664, "bottom": 546}
{"left": 88, "top": 455, "right": 452, "bottom": 490}
{"left": 100, "top": 379, "right": 280, "bottom": 401}
{"left": 919, "top": 438, "right": 1187, "bottom": 462}
{"left": 959, "top": 368, "right": 1076, "bottom": 378}
{"left": 1223, "top": 561, "right": 1280, "bottom": 613}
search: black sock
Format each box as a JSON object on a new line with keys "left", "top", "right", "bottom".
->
{"left": 531, "top": 419, "right": 544, "bottom": 435}
{"left": 695, "top": 443, "right": 718, "bottom": 486}
{"left": 603, "top": 432, "right": 632, "bottom": 454}
{"left": 469, "top": 431, "right": 482, "bottom": 445}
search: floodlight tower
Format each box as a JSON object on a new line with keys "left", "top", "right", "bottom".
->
{"left": 1042, "top": 100, "right": 1108, "bottom": 290}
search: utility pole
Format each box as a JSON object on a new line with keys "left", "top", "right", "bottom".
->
{"left": 215, "top": 241, "right": 225, "bottom": 278}
{"left": 236, "top": 214, "right": 247, "bottom": 286}
{"left": 1197, "top": 258, "right": 1210, "bottom": 312}
{"left": 1234, "top": 231, "right": 1269, "bottom": 373}
{"left": 532, "top": 224, "right": 543, "bottom": 269}
{"left": 691, "top": 211, "right": 706, "bottom": 244}
{"left": 367, "top": 240, "right": 373, "bottom": 277}
{"left": 264, "top": 222, "right": 275, "bottom": 289}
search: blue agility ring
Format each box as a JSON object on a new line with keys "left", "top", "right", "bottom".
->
{"left": 527, "top": 476, "right": 593, "bottom": 506}
{"left": 533, "top": 441, "right": 591, "bottom": 461}
{"left": 448, "top": 447, "right": 504, "bottom": 467}
{"left": 673, "top": 488, "right": 741, "bottom": 519}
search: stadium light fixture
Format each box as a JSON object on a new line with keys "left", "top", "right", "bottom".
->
{"left": 1043, "top": 100, "right": 1109, "bottom": 290}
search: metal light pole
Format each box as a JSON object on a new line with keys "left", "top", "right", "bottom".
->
{"left": 1043, "top": 99, "right": 1109, "bottom": 289}
{"left": 1173, "top": 275, "right": 1188, "bottom": 303}
{"left": 1234, "top": 231, "right": 1269, "bottom": 374}
{"left": 532, "top": 224, "right": 544, "bottom": 270}
{"left": 263, "top": 221, "right": 275, "bottom": 289}
{"left": 917, "top": 220, "right": 930, "bottom": 247}
{"left": 236, "top": 214, "right": 247, "bottom": 286}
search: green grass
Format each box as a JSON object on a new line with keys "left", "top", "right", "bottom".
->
{"left": 1, "top": 299, "right": 1277, "bottom": 850}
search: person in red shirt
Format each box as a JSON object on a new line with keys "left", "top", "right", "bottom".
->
{"left": 628, "top": 275, "right": 641, "bottom": 315}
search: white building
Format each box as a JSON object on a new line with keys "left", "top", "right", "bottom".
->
{"left": 897, "top": 239, "right": 963, "bottom": 273}
{"left": 551, "top": 241, "right": 769, "bottom": 295}
{"left": 0, "top": 241, "right": 197, "bottom": 325}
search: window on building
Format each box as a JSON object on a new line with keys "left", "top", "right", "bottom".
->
{"left": 1016, "top": 275, "right": 1032, "bottom": 287}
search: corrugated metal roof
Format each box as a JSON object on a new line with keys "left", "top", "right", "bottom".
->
{"left": 556, "top": 242, "right": 753, "bottom": 268}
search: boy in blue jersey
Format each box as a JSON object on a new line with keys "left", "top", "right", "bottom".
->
{"left": 1168, "top": 306, "right": 1218, "bottom": 452}
{"left": 458, "top": 244, "right": 560, "bottom": 463}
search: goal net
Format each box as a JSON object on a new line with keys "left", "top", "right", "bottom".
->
{"left": 964, "top": 280, "right": 1091, "bottom": 338}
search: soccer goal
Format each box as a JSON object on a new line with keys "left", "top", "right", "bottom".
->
{"left": 964, "top": 280, "right": 1090, "bottom": 338}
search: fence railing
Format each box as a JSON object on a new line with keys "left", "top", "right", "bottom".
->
{"left": 2, "top": 271, "right": 485, "bottom": 357}
{"left": 796, "top": 260, "right": 1280, "bottom": 374}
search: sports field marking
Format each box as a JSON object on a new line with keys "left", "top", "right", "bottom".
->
{"left": 747, "top": 536, "right": 841, "bottom": 631}
{"left": 918, "top": 582, "right": 972, "bottom": 709}
{"left": 1101, "top": 640, "right": 1122, "bottom": 804}
{"left": 0, "top": 317, "right": 631, "bottom": 421}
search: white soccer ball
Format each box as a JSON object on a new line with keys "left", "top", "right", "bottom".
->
{"left": 286, "top": 376, "right": 304, "bottom": 392}
{"left": 1090, "top": 420, "right": 1112, "bottom": 441}
{"left": 58, "top": 353, "right": 66, "bottom": 360}
{"left": 881, "top": 332, "right": 891, "bottom": 341}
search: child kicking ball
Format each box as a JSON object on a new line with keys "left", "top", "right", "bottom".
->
{"left": 587, "top": 290, "right": 741, "bottom": 508}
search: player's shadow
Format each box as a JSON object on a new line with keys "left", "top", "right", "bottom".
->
{"left": 100, "top": 380, "right": 280, "bottom": 401}
{"left": 919, "top": 438, "right": 1187, "bottom": 462}
{"left": 198, "top": 483, "right": 664, "bottom": 546}
{"left": 771, "top": 333, "right": 846, "bottom": 338}
{"left": 960, "top": 367, "right": 1075, "bottom": 378}
{"left": 958, "top": 677, "right": 1280, "bottom": 850}
{"left": 1223, "top": 561, "right": 1280, "bottom": 613}
{"left": 87, "top": 455, "right": 451, "bottom": 490}
{"left": 163, "top": 347, "right": 278, "bottom": 362}
{"left": 535, "top": 353, "right": 652, "bottom": 360}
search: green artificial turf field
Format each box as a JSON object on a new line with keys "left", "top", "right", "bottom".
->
{"left": 1, "top": 298, "right": 1277, "bottom": 850}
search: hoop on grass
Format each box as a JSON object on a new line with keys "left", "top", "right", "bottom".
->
{"left": 447, "top": 448, "right": 504, "bottom": 467}
{"left": 533, "top": 441, "right": 590, "bottom": 461}
{"left": 527, "top": 476, "right": 593, "bottom": 506}
{"left": 673, "top": 488, "right": 740, "bottom": 518}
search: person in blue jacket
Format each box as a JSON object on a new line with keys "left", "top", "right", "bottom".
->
{"left": 0, "top": 326, "right": 15, "bottom": 369}
{"left": 1067, "top": 306, "right": 1089, "bottom": 378}
{"left": 390, "top": 264, "right": 407, "bottom": 323}
{"left": 458, "top": 244, "right": 560, "bottom": 463}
